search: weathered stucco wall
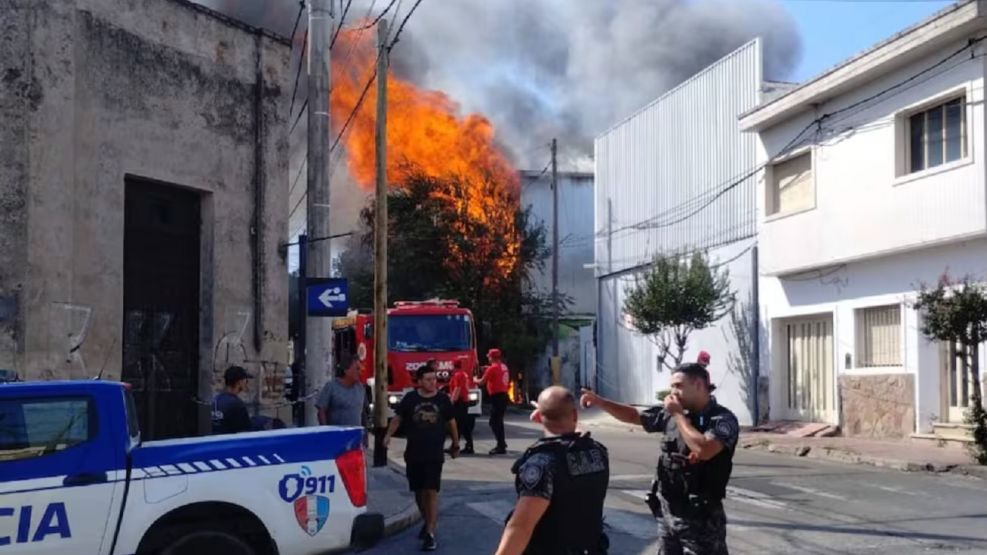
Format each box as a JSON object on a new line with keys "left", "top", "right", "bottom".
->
{"left": 0, "top": 0, "right": 291, "bottom": 420}
{"left": 839, "top": 374, "right": 915, "bottom": 439}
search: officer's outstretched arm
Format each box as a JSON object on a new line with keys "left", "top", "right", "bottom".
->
{"left": 495, "top": 497, "right": 550, "bottom": 555}
{"left": 580, "top": 388, "right": 642, "bottom": 426}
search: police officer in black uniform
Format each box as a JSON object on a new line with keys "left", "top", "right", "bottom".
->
{"left": 495, "top": 386, "right": 610, "bottom": 555}
{"left": 581, "top": 363, "right": 739, "bottom": 555}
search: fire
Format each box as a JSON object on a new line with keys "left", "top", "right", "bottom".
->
{"left": 330, "top": 26, "right": 521, "bottom": 286}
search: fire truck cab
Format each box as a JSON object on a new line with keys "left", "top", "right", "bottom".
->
{"left": 331, "top": 300, "right": 482, "bottom": 416}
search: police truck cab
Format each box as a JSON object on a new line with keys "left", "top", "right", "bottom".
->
{"left": 0, "top": 380, "right": 381, "bottom": 554}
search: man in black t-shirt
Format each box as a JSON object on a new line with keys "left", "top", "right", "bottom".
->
{"left": 211, "top": 366, "right": 255, "bottom": 435}
{"left": 384, "top": 361, "right": 459, "bottom": 551}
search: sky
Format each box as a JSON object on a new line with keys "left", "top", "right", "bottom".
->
{"left": 782, "top": 0, "right": 956, "bottom": 82}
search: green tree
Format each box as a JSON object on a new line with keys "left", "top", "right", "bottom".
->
{"left": 914, "top": 273, "right": 987, "bottom": 464}
{"left": 623, "top": 252, "right": 734, "bottom": 372}
{"left": 337, "top": 171, "right": 563, "bottom": 380}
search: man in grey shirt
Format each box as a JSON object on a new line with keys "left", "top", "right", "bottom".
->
{"left": 317, "top": 355, "right": 368, "bottom": 427}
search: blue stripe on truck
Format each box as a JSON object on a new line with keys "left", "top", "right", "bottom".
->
{"left": 133, "top": 427, "right": 363, "bottom": 471}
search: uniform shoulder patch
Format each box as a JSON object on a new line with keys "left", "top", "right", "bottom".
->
{"left": 518, "top": 453, "right": 554, "bottom": 498}
{"left": 707, "top": 411, "right": 740, "bottom": 450}
{"left": 521, "top": 461, "right": 544, "bottom": 489}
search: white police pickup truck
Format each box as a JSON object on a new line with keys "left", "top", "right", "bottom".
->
{"left": 0, "top": 380, "right": 382, "bottom": 554}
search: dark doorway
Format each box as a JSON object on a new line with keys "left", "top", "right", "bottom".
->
{"left": 122, "top": 180, "right": 201, "bottom": 440}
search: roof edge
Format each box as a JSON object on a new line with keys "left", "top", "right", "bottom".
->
{"left": 168, "top": 0, "right": 292, "bottom": 46}
{"left": 597, "top": 38, "right": 762, "bottom": 141}
{"left": 740, "top": 0, "right": 983, "bottom": 131}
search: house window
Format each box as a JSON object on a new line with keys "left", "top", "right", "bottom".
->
{"left": 767, "top": 152, "right": 813, "bottom": 217}
{"left": 908, "top": 97, "right": 965, "bottom": 174}
{"left": 855, "top": 305, "right": 902, "bottom": 368}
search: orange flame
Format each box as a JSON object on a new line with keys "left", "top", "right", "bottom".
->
{"left": 330, "top": 26, "right": 521, "bottom": 287}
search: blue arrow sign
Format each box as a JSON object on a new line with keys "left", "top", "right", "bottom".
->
{"left": 306, "top": 278, "right": 348, "bottom": 317}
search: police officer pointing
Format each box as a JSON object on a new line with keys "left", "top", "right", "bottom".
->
{"left": 581, "top": 363, "right": 739, "bottom": 555}
{"left": 495, "top": 386, "right": 610, "bottom": 555}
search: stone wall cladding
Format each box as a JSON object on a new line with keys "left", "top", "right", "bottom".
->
{"left": 840, "top": 373, "right": 915, "bottom": 438}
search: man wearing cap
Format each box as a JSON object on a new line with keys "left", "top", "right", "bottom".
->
{"left": 476, "top": 348, "right": 510, "bottom": 455}
{"left": 211, "top": 365, "right": 256, "bottom": 435}
{"left": 581, "top": 363, "right": 739, "bottom": 554}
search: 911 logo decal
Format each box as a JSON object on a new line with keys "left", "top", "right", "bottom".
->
{"left": 278, "top": 466, "right": 335, "bottom": 536}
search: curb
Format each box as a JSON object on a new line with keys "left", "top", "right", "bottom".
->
{"left": 740, "top": 440, "right": 978, "bottom": 477}
{"left": 384, "top": 501, "right": 421, "bottom": 537}
{"left": 380, "top": 459, "right": 421, "bottom": 537}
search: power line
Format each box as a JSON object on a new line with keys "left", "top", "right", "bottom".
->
{"left": 328, "top": 0, "right": 425, "bottom": 155}
{"left": 595, "top": 36, "right": 986, "bottom": 242}
{"left": 286, "top": 2, "right": 307, "bottom": 127}
{"left": 329, "top": 61, "right": 380, "bottom": 154}
{"left": 289, "top": 1, "right": 305, "bottom": 43}
{"left": 288, "top": 28, "right": 308, "bottom": 122}
{"left": 388, "top": 0, "right": 424, "bottom": 48}
{"left": 358, "top": 0, "right": 399, "bottom": 30}
{"left": 782, "top": 0, "right": 951, "bottom": 3}
{"left": 330, "top": 0, "right": 353, "bottom": 50}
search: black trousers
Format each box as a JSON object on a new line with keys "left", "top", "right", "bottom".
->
{"left": 489, "top": 392, "right": 508, "bottom": 448}
{"left": 454, "top": 402, "right": 475, "bottom": 447}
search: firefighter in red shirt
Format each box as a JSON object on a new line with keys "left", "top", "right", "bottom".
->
{"left": 448, "top": 361, "right": 475, "bottom": 455}
{"left": 476, "top": 348, "right": 510, "bottom": 455}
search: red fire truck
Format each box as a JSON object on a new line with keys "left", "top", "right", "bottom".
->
{"left": 331, "top": 299, "right": 482, "bottom": 415}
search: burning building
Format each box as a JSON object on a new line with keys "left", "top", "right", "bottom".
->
{"left": 0, "top": 0, "right": 292, "bottom": 439}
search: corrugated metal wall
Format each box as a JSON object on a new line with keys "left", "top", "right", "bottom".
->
{"left": 593, "top": 40, "right": 763, "bottom": 410}
{"left": 594, "top": 39, "right": 762, "bottom": 275}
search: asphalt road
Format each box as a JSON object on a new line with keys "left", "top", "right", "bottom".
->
{"left": 359, "top": 412, "right": 987, "bottom": 554}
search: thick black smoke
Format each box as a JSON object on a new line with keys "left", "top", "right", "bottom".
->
{"left": 194, "top": 0, "right": 801, "bottom": 170}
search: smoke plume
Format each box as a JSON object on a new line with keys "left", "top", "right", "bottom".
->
{"left": 193, "top": 0, "right": 801, "bottom": 170}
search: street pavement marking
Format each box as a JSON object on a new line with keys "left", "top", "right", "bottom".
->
{"left": 609, "top": 474, "right": 655, "bottom": 482}
{"left": 467, "top": 500, "right": 514, "bottom": 525}
{"left": 870, "top": 484, "right": 921, "bottom": 496}
{"left": 726, "top": 486, "right": 788, "bottom": 510}
{"left": 468, "top": 483, "right": 515, "bottom": 492}
{"left": 770, "top": 481, "right": 848, "bottom": 501}
{"left": 603, "top": 508, "right": 654, "bottom": 540}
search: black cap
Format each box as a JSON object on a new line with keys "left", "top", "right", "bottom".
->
{"left": 224, "top": 365, "right": 253, "bottom": 385}
{"left": 673, "top": 362, "right": 716, "bottom": 392}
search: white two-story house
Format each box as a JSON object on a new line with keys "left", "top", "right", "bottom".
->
{"left": 740, "top": 0, "right": 987, "bottom": 440}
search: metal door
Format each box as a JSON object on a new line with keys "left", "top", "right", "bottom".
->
{"left": 122, "top": 180, "right": 201, "bottom": 440}
{"left": 782, "top": 315, "right": 836, "bottom": 423}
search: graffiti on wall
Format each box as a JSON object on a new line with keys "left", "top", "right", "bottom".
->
{"left": 48, "top": 302, "right": 92, "bottom": 377}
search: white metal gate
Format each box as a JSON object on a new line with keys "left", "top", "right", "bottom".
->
{"left": 940, "top": 342, "right": 977, "bottom": 423}
{"left": 782, "top": 315, "right": 836, "bottom": 423}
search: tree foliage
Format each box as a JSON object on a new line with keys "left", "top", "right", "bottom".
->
{"left": 337, "top": 171, "right": 564, "bottom": 378}
{"left": 623, "top": 252, "right": 734, "bottom": 372}
{"left": 914, "top": 273, "right": 987, "bottom": 464}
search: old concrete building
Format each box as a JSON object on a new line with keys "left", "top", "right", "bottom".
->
{"left": 0, "top": 0, "right": 292, "bottom": 439}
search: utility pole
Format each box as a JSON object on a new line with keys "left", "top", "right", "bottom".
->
{"left": 304, "top": 0, "right": 333, "bottom": 426}
{"left": 550, "top": 138, "right": 560, "bottom": 386}
{"left": 372, "top": 20, "right": 390, "bottom": 467}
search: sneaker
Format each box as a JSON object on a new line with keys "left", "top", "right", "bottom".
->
{"left": 418, "top": 524, "right": 427, "bottom": 540}
{"left": 489, "top": 446, "right": 507, "bottom": 455}
{"left": 461, "top": 446, "right": 475, "bottom": 455}
{"left": 422, "top": 533, "right": 437, "bottom": 551}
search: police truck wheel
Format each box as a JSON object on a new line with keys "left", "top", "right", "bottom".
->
{"left": 161, "top": 528, "right": 257, "bottom": 555}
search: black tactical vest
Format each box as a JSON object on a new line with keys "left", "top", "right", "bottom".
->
{"left": 658, "top": 400, "right": 734, "bottom": 510}
{"left": 510, "top": 433, "right": 610, "bottom": 555}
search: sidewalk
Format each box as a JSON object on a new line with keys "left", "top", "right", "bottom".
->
{"left": 365, "top": 451, "right": 420, "bottom": 538}
{"left": 572, "top": 406, "right": 987, "bottom": 480}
